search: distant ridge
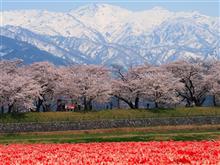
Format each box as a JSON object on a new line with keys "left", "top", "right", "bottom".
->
{"left": 0, "top": 4, "right": 219, "bottom": 65}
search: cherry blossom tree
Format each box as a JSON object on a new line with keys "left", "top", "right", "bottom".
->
{"left": 165, "top": 61, "right": 210, "bottom": 107}
{"left": 53, "top": 66, "right": 81, "bottom": 111}
{"left": 207, "top": 60, "right": 220, "bottom": 106}
{"left": 66, "top": 65, "right": 112, "bottom": 111}
{"left": 140, "top": 66, "right": 183, "bottom": 108}
{"left": 111, "top": 64, "right": 182, "bottom": 109}
{"left": 0, "top": 60, "right": 41, "bottom": 113}
{"left": 111, "top": 65, "right": 148, "bottom": 109}
{"left": 24, "top": 62, "right": 62, "bottom": 112}
{"left": 1, "top": 60, "right": 22, "bottom": 113}
{"left": 0, "top": 72, "right": 41, "bottom": 113}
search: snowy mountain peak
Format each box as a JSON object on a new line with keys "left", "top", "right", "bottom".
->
{"left": 71, "top": 3, "right": 130, "bottom": 17}
{"left": 70, "top": 3, "right": 100, "bottom": 16}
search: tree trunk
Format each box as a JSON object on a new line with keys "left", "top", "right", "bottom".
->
{"left": 186, "top": 100, "right": 191, "bottom": 107}
{"left": 1, "top": 106, "right": 4, "bottom": 114}
{"left": 83, "top": 97, "right": 89, "bottom": 111}
{"left": 110, "top": 102, "right": 113, "bottom": 109}
{"left": 88, "top": 100, "right": 92, "bottom": 111}
{"left": 44, "top": 104, "right": 51, "bottom": 112}
{"left": 84, "top": 99, "right": 93, "bottom": 111}
{"left": 194, "top": 100, "right": 199, "bottom": 106}
{"left": 194, "top": 97, "right": 205, "bottom": 107}
{"left": 114, "top": 95, "right": 135, "bottom": 109}
{"left": 155, "top": 102, "right": 158, "bottom": 109}
{"left": 117, "top": 98, "right": 120, "bottom": 109}
{"left": 42, "top": 104, "right": 47, "bottom": 112}
{"left": 134, "top": 97, "right": 139, "bottom": 109}
{"left": 213, "top": 95, "right": 217, "bottom": 106}
{"left": 36, "top": 98, "right": 43, "bottom": 112}
{"left": 8, "top": 104, "right": 13, "bottom": 114}
{"left": 128, "top": 102, "right": 135, "bottom": 109}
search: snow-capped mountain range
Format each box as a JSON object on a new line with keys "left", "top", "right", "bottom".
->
{"left": 0, "top": 4, "right": 219, "bottom": 65}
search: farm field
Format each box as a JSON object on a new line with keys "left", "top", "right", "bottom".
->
{"left": 0, "top": 125, "right": 219, "bottom": 144}
{"left": 1, "top": 107, "right": 220, "bottom": 123}
{"left": 0, "top": 141, "right": 219, "bottom": 164}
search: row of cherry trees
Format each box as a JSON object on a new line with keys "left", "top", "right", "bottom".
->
{"left": 0, "top": 59, "right": 220, "bottom": 113}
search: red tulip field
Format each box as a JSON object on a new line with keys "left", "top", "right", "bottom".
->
{"left": 0, "top": 141, "right": 219, "bottom": 164}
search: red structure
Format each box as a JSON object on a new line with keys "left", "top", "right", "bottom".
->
{"left": 65, "top": 104, "right": 76, "bottom": 111}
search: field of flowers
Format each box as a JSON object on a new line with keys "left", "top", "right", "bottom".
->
{"left": 0, "top": 141, "right": 219, "bottom": 164}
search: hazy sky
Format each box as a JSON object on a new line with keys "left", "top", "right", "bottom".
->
{"left": 1, "top": 0, "right": 220, "bottom": 17}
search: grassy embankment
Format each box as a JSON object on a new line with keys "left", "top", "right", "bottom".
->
{"left": 0, "top": 107, "right": 219, "bottom": 144}
{"left": 0, "top": 107, "right": 220, "bottom": 123}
